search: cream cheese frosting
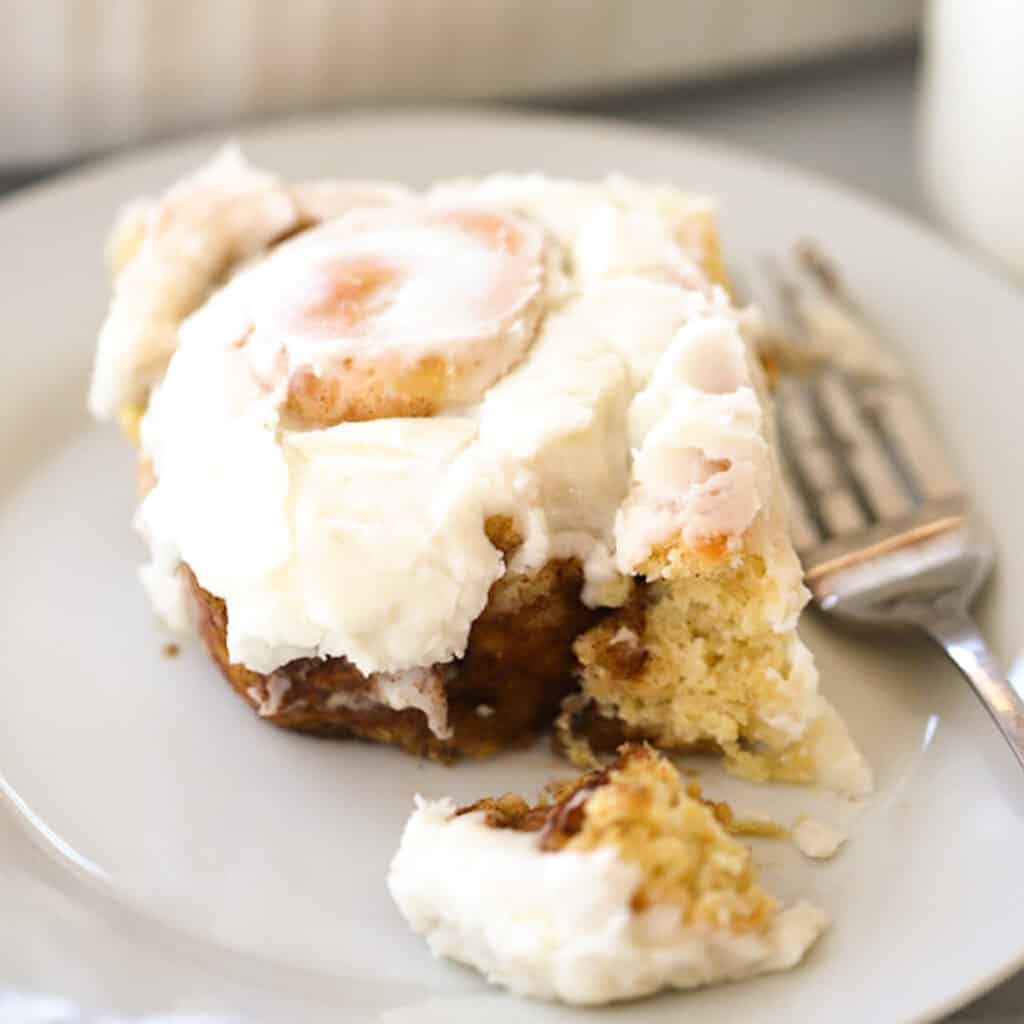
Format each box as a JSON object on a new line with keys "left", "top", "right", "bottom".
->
{"left": 89, "top": 147, "right": 299, "bottom": 419}
{"left": 388, "top": 797, "right": 828, "bottom": 1005}
{"left": 614, "top": 314, "right": 774, "bottom": 570}
{"left": 100, "top": 157, "right": 792, "bottom": 693}
{"left": 89, "top": 146, "right": 410, "bottom": 420}
{"left": 245, "top": 203, "right": 551, "bottom": 424}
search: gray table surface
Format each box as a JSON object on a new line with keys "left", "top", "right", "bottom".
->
{"left": 1, "top": 46, "right": 1020, "bottom": 1024}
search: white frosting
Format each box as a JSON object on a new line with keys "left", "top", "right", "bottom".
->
{"left": 793, "top": 816, "right": 848, "bottom": 860}
{"left": 113, "top": 168, "right": 798, "bottom": 684}
{"left": 388, "top": 798, "right": 827, "bottom": 1006}
{"left": 241, "top": 203, "right": 548, "bottom": 409}
{"left": 614, "top": 316, "right": 773, "bottom": 571}
{"left": 88, "top": 149, "right": 415, "bottom": 421}
{"left": 135, "top": 504, "right": 192, "bottom": 636}
{"left": 246, "top": 675, "right": 292, "bottom": 718}
{"left": 609, "top": 625, "right": 641, "bottom": 647}
{"left": 432, "top": 172, "right": 716, "bottom": 288}
{"left": 805, "top": 699, "right": 874, "bottom": 797}
{"left": 325, "top": 667, "right": 451, "bottom": 739}
{"left": 289, "top": 179, "right": 410, "bottom": 223}
{"left": 137, "top": 345, "right": 507, "bottom": 676}
{"left": 89, "top": 146, "right": 300, "bottom": 418}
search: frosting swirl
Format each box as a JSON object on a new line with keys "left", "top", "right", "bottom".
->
{"left": 244, "top": 204, "right": 547, "bottom": 424}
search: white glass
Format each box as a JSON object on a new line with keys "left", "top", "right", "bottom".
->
{"left": 919, "top": 0, "right": 1024, "bottom": 281}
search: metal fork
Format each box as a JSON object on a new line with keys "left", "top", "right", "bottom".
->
{"left": 751, "top": 243, "right": 1024, "bottom": 772}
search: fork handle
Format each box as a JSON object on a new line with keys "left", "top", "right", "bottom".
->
{"left": 920, "top": 608, "right": 1024, "bottom": 772}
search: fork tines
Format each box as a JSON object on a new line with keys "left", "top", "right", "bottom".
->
{"left": 756, "top": 244, "right": 961, "bottom": 554}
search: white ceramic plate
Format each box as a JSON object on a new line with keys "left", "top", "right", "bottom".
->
{"left": 2, "top": 111, "right": 1023, "bottom": 1024}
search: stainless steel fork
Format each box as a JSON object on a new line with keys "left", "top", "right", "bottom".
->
{"left": 752, "top": 243, "right": 1024, "bottom": 772}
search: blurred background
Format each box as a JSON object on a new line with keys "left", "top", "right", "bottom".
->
{"left": 2, "top": 0, "right": 1022, "bottom": 285}
{"left": 1, "top": 0, "right": 921, "bottom": 164}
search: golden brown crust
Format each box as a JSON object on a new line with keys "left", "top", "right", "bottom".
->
{"left": 459, "top": 744, "right": 785, "bottom": 846}
{"left": 187, "top": 553, "right": 603, "bottom": 761}
{"left": 284, "top": 353, "right": 448, "bottom": 427}
{"left": 562, "top": 746, "right": 776, "bottom": 926}
{"left": 456, "top": 766, "right": 612, "bottom": 846}
{"left": 456, "top": 744, "right": 779, "bottom": 928}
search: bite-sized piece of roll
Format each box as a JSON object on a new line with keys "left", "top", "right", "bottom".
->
{"left": 388, "top": 744, "right": 827, "bottom": 1005}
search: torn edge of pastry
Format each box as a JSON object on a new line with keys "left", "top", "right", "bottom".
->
{"left": 388, "top": 744, "right": 827, "bottom": 1006}
{"left": 552, "top": 308, "right": 872, "bottom": 794}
